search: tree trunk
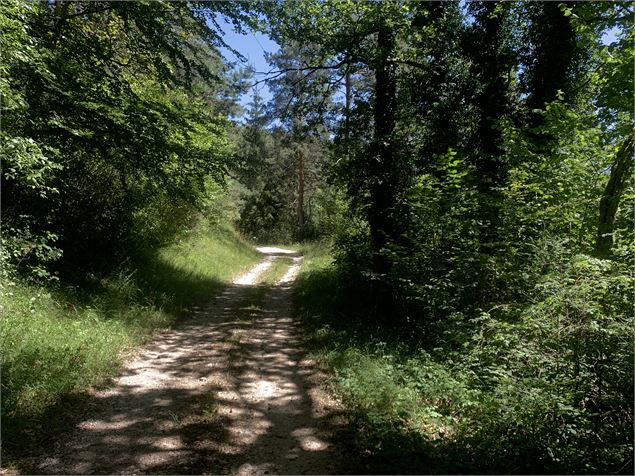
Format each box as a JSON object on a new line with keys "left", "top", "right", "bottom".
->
{"left": 368, "top": 21, "right": 397, "bottom": 320}
{"left": 526, "top": 1, "right": 577, "bottom": 118}
{"left": 370, "top": 23, "right": 396, "bottom": 273}
{"left": 293, "top": 55, "right": 306, "bottom": 241}
{"left": 297, "top": 146, "right": 305, "bottom": 239}
{"left": 595, "top": 133, "right": 634, "bottom": 258}
{"left": 471, "top": 1, "right": 510, "bottom": 249}
{"left": 525, "top": 1, "right": 578, "bottom": 154}
{"left": 345, "top": 69, "right": 352, "bottom": 137}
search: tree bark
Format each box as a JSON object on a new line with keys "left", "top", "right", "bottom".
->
{"left": 297, "top": 146, "right": 305, "bottom": 239}
{"left": 370, "top": 23, "right": 396, "bottom": 275}
{"left": 345, "top": 69, "right": 352, "bottom": 137}
{"left": 595, "top": 133, "right": 634, "bottom": 258}
{"left": 293, "top": 55, "right": 307, "bottom": 241}
{"left": 525, "top": 1, "right": 578, "bottom": 155}
{"left": 469, "top": 1, "right": 510, "bottom": 249}
{"left": 367, "top": 21, "right": 398, "bottom": 321}
{"left": 526, "top": 1, "right": 577, "bottom": 118}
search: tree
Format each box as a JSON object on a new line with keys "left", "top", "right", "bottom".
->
{"left": 522, "top": 2, "right": 580, "bottom": 119}
{"left": 266, "top": 41, "right": 335, "bottom": 240}
{"left": 595, "top": 132, "right": 634, "bottom": 258}
{"left": 461, "top": 1, "right": 518, "bottom": 249}
{"left": 1, "top": 0, "right": 247, "bottom": 274}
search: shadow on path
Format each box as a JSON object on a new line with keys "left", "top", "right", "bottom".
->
{"left": 23, "top": 251, "right": 353, "bottom": 475}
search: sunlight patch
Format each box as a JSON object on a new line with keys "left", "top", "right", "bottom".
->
{"left": 256, "top": 247, "right": 297, "bottom": 254}
{"left": 251, "top": 380, "right": 277, "bottom": 399}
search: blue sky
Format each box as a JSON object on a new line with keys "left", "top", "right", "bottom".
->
{"left": 215, "top": 15, "right": 278, "bottom": 112}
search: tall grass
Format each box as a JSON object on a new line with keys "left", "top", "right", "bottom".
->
{"left": 1, "top": 223, "right": 259, "bottom": 461}
{"left": 137, "top": 224, "right": 260, "bottom": 310}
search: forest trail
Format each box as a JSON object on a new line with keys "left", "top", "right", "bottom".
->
{"left": 26, "top": 248, "right": 351, "bottom": 475}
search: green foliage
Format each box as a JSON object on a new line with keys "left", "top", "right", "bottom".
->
{"left": 1, "top": 0, "right": 240, "bottom": 275}
{"left": 450, "top": 251, "right": 633, "bottom": 473}
{"left": 139, "top": 222, "right": 259, "bottom": 308}
{"left": 3, "top": 0, "right": 632, "bottom": 473}
{"left": 1, "top": 281, "right": 145, "bottom": 420}
{"left": 1, "top": 0, "right": 61, "bottom": 277}
{"left": 295, "top": 245, "right": 633, "bottom": 474}
{"left": 253, "top": 2, "right": 633, "bottom": 472}
{"left": 234, "top": 92, "right": 339, "bottom": 243}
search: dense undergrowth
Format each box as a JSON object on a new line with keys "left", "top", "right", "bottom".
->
{"left": 0, "top": 222, "right": 259, "bottom": 463}
{"left": 294, "top": 243, "right": 633, "bottom": 475}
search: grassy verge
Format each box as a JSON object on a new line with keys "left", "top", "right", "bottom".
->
{"left": 0, "top": 223, "right": 259, "bottom": 464}
{"left": 136, "top": 224, "right": 260, "bottom": 311}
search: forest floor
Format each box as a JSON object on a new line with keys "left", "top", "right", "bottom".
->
{"left": 18, "top": 248, "right": 354, "bottom": 475}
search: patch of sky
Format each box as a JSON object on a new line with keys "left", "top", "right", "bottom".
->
{"left": 213, "top": 14, "right": 279, "bottom": 122}
{"left": 601, "top": 26, "right": 620, "bottom": 45}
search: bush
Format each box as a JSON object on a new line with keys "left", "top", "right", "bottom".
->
{"left": 294, "top": 243, "right": 634, "bottom": 474}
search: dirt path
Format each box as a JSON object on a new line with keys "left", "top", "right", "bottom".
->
{"left": 27, "top": 248, "right": 351, "bottom": 475}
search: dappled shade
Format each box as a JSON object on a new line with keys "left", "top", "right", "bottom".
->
{"left": 25, "top": 252, "right": 352, "bottom": 475}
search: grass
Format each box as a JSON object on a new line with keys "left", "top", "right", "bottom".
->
{"left": 294, "top": 244, "right": 543, "bottom": 473}
{"left": 0, "top": 222, "right": 259, "bottom": 463}
{"left": 136, "top": 224, "right": 260, "bottom": 311}
{"left": 258, "top": 256, "right": 294, "bottom": 285}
